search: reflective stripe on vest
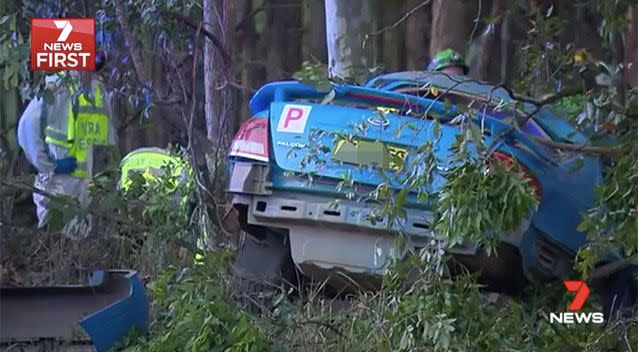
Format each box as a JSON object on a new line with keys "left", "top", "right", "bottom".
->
{"left": 44, "top": 126, "right": 72, "bottom": 148}
{"left": 44, "top": 84, "right": 109, "bottom": 178}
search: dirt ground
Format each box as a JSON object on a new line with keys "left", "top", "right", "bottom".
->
{"left": 1, "top": 201, "right": 129, "bottom": 289}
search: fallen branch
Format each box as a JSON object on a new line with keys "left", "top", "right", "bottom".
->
{"left": 533, "top": 137, "right": 622, "bottom": 155}
{"left": 483, "top": 84, "right": 585, "bottom": 152}
{"left": 510, "top": 87, "right": 585, "bottom": 126}
{"left": 391, "top": 72, "right": 606, "bottom": 155}
{"left": 406, "top": 71, "right": 584, "bottom": 113}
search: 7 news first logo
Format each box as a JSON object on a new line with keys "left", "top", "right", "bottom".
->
{"left": 31, "top": 18, "right": 95, "bottom": 71}
{"left": 549, "top": 280, "right": 604, "bottom": 324}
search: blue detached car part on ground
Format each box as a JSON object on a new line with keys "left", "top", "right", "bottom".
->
{"left": 227, "top": 71, "right": 637, "bottom": 314}
{"left": 0, "top": 270, "right": 148, "bottom": 352}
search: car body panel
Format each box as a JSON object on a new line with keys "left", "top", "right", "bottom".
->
{"left": 0, "top": 270, "right": 148, "bottom": 352}
{"left": 366, "top": 71, "right": 604, "bottom": 253}
{"left": 232, "top": 74, "right": 604, "bottom": 283}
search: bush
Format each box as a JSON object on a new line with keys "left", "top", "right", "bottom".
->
{"left": 121, "top": 245, "right": 636, "bottom": 352}
{"left": 123, "top": 251, "right": 270, "bottom": 352}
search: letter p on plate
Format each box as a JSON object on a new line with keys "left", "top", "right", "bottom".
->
{"left": 277, "top": 104, "right": 312, "bottom": 133}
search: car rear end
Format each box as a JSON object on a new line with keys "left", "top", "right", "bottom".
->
{"left": 227, "top": 81, "right": 560, "bottom": 290}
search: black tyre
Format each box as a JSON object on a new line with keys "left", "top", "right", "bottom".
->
{"left": 230, "top": 228, "right": 297, "bottom": 311}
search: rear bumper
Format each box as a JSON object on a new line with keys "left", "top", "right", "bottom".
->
{"left": 233, "top": 193, "right": 438, "bottom": 277}
{"left": 240, "top": 193, "right": 436, "bottom": 241}
{"left": 228, "top": 160, "right": 531, "bottom": 279}
{"left": 232, "top": 191, "right": 478, "bottom": 276}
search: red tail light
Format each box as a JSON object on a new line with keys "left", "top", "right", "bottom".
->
{"left": 229, "top": 118, "right": 269, "bottom": 162}
{"left": 490, "top": 151, "right": 542, "bottom": 198}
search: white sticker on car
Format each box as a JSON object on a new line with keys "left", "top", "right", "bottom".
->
{"left": 276, "top": 104, "right": 312, "bottom": 133}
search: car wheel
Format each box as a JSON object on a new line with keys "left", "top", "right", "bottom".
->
{"left": 230, "top": 228, "right": 297, "bottom": 311}
{"left": 602, "top": 265, "right": 638, "bottom": 320}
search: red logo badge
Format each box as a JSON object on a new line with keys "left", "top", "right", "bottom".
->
{"left": 563, "top": 280, "right": 591, "bottom": 311}
{"left": 30, "top": 18, "right": 95, "bottom": 71}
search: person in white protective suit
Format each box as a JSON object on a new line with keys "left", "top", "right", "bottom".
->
{"left": 17, "top": 53, "right": 117, "bottom": 235}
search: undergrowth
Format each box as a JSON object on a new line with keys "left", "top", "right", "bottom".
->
{"left": 116, "top": 247, "right": 637, "bottom": 352}
{"left": 3, "top": 158, "right": 637, "bottom": 352}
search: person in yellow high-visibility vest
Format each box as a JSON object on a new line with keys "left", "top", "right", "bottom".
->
{"left": 119, "top": 147, "right": 190, "bottom": 193}
{"left": 17, "top": 53, "right": 117, "bottom": 234}
{"left": 119, "top": 147, "right": 204, "bottom": 262}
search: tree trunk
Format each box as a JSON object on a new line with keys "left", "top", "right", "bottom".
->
{"left": 112, "top": 0, "right": 148, "bottom": 83}
{"left": 405, "top": 0, "right": 431, "bottom": 70}
{"left": 624, "top": 7, "right": 638, "bottom": 88}
{"left": 325, "top": 0, "right": 375, "bottom": 83}
{"left": 203, "top": 0, "right": 218, "bottom": 142}
{"left": 235, "top": 0, "right": 259, "bottom": 124}
{"left": 476, "top": 0, "right": 506, "bottom": 83}
{"left": 382, "top": 0, "right": 406, "bottom": 72}
{"left": 265, "top": 0, "right": 302, "bottom": 81}
{"left": 429, "top": 0, "right": 476, "bottom": 57}
{"left": 306, "top": 0, "right": 328, "bottom": 63}
{"left": 499, "top": 12, "right": 513, "bottom": 84}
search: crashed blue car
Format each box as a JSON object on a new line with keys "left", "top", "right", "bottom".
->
{"left": 227, "top": 71, "right": 637, "bottom": 315}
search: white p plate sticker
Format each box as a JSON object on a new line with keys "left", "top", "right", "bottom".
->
{"left": 276, "top": 104, "right": 312, "bottom": 133}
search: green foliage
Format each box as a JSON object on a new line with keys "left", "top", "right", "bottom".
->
{"left": 41, "top": 148, "right": 197, "bottom": 274}
{"left": 293, "top": 61, "right": 332, "bottom": 92}
{"left": 516, "top": 6, "right": 573, "bottom": 96}
{"left": 0, "top": 12, "right": 30, "bottom": 91}
{"left": 435, "top": 156, "right": 538, "bottom": 251}
{"left": 123, "top": 2, "right": 638, "bottom": 348}
{"left": 123, "top": 252, "right": 269, "bottom": 352}
{"left": 4, "top": 1, "right": 638, "bottom": 351}
{"left": 578, "top": 144, "right": 638, "bottom": 273}
{"left": 118, "top": 241, "right": 636, "bottom": 352}
{"left": 552, "top": 95, "right": 588, "bottom": 122}
{"left": 592, "top": 0, "right": 637, "bottom": 42}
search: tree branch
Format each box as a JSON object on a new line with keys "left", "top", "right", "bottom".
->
{"left": 161, "top": 10, "right": 231, "bottom": 66}
{"left": 234, "top": 5, "right": 265, "bottom": 33}
{"left": 407, "top": 72, "right": 602, "bottom": 154}
{"left": 533, "top": 137, "right": 622, "bottom": 155}
{"left": 112, "top": 0, "right": 149, "bottom": 83}
{"left": 368, "top": 0, "right": 432, "bottom": 37}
